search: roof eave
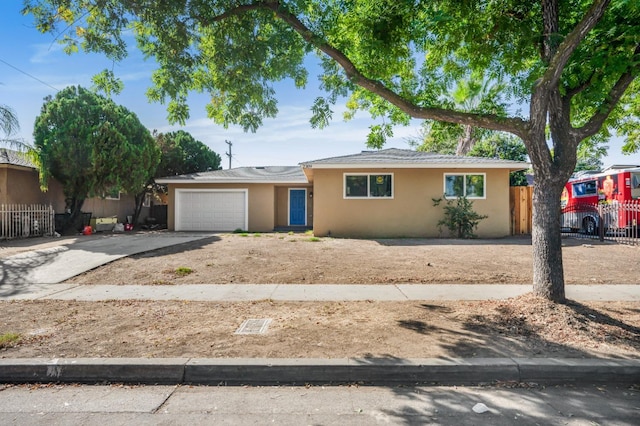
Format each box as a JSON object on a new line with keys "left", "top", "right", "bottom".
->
{"left": 301, "top": 162, "right": 531, "bottom": 170}
{"left": 155, "top": 178, "right": 310, "bottom": 184}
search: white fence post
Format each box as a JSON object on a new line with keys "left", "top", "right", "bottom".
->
{"left": 0, "top": 204, "right": 55, "bottom": 240}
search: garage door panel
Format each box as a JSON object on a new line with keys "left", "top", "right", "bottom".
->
{"left": 176, "top": 190, "right": 247, "bottom": 231}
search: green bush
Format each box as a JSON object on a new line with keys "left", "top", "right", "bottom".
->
{"left": 432, "top": 196, "right": 488, "bottom": 238}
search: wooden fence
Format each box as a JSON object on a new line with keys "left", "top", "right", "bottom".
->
{"left": 0, "top": 204, "right": 55, "bottom": 240}
{"left": 510, "top": 186, "right": 533, "bottom": 235}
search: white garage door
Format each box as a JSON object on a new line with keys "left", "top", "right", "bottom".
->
{"left": 175, "top": 190, "right": 248, "bottom": 231}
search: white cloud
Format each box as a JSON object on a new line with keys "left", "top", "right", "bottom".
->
{"left": 29, "top": 42, "right": 65, "bottom": 64}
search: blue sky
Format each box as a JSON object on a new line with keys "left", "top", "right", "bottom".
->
{"left": 0, "top": 1, "right": 636, "bottom": 169}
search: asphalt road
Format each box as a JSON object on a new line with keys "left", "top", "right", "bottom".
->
{"left": 0, "top": 383, "right": 638, "bottom": 425}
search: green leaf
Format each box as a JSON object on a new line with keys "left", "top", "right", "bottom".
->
{"left": 310, "top": 97, "right": 333, "bottom": 129}
{"left": 366, "top": 123, "right": 393, "bottom": 149}
{"left": 91, "top": 69, "right": 124, "bottom": 97}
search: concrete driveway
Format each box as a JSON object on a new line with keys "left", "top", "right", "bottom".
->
{"left": 0, "top": 231, "right": 217, "bottom": 286}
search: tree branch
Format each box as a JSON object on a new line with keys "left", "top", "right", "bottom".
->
{"left": 529, "top": 0, "right": 610, "bottom": 141}
{"left": 541, "top": 0, "right": 559, "bottom": 62}
{"left": 574, "top": 44, "right": 640, "bottom": 140}
{"left": 540, "top": 0, "right": 610, "bottom": 91}
{"left": 200, "top": 1, "right": 529, "bottom": 138}
{"left": 566, "top": 70, "right": 596, "bottom": 98}
{"left": 209, "top": 3, "right": 263, "bottom": 22}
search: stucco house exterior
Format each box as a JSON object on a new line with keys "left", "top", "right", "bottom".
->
{"left": 0, "top": 148, "right": 65, "bottom": 210}
{"left": 0, "top": 148, "right": 151, "bottom": 225}
{"left": 156, "top": 166, "right": 312, "bottom": 233}
{"left": 157, "top": 148, "right": 529, "bottom": 238}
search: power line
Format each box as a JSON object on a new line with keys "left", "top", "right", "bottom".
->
{"left": 0, "top": 58, "right": 59, "bottom": 92}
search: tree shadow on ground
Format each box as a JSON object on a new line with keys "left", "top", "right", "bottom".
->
{"left": 394, "top": 297, "right": 640, "bottom": 359}
{"left": 419, "top": 303, "right": 454, "bottom": 313}
{"left": 354, "top": 297, "right": 640, "bottom": 425}
{"left": 0, "top": 247, "right": 65, "bottom": 295}
{"left": 562, "top": 299, "right": 640, "bottom": 342}
{"left": 397, "top": 320, "right": 440, "bottom": 334}
{"left": 370, "top": 384, "right": 637, "bottom": 425}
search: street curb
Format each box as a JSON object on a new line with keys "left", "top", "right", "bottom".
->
{"left": 0, "top": 358, "right": 638, "bottom": 386}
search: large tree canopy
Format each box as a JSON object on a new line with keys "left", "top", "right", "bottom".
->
{"left": 23, "top": 0, "right": 640, "bottom": 301}
{"left": 156, "top": 130, "right": 222, "bottom": 177}
{"left": 130, "top": 129, "right": 222, "bottom": 226}
{"left": 34, "top": 85, "right": 159, "bottom": 227}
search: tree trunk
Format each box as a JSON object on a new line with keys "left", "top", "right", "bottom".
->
{"left": 64, "top": 196, "right": 86, "bottom": 234}
{"left": 132, "top": 190, "right": 147, "bottom": 228}
{"left": 531, "top": 178, "right": 566, "bottom": 302}
{"left": 456, "top": 124, "right": 475, "bottom": 156}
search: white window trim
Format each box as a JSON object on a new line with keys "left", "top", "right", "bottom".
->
{"left": 287, "top": 188, "right": 307, "bottom": 226}
{"left": 143, "top": 192, "right": 152, "bottom": 208}
{"left": 443, "top": 173, "right": 487, "bottom": 199}
{"left": 343, "top": 172, "right": 394, "bottom": 199}
{"left": 104, "top": 191, "right": 121, "bottom": 200}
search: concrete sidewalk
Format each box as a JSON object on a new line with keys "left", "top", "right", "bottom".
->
{"left": 2, "top": 283, "right": 639, "bottom": 301}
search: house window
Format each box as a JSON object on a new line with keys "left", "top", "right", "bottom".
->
{"left": 104, "top": 188, "right": 121, "bottom": 200}
{"left": 444, "top": 173, "right": 485, "bottom": 198}
{"left": 344, "top": 173, "right": 393, "bottom": 198}
{"left": 143, "top": 192, "right": 152, "bottom": 208}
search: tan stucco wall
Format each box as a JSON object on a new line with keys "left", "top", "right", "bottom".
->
{"left": 311, "top": 168, "right": 512, "bottom": 238}
{"left": 166, "top": 183, "right": 280, "bottom": 232}
{"left": 0, "top": 166, "right": 150, "bottom": 224}
{"left": 0, "top": 167, "right": 65, "bottom": 211}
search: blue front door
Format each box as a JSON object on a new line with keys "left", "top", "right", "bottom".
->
{"left": 289, "top": 189, "right": 306, "bottom": 226}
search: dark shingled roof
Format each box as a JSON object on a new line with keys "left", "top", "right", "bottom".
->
{"left": 156, "top": 166, "right": 308, "bottom": 183}
{"left": 0, "top": 149, "right": 36, "bottom": 168}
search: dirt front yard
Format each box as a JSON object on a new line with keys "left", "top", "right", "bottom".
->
{"left": 1, "top": 233, "right": 639, "bottom": 360}
{"left": 66, "top": 233, "right": 640, "bottom": 285}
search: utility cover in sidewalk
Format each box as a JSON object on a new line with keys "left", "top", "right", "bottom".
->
{"left": 235, "top": 318, "right": 272, "bottom": 335}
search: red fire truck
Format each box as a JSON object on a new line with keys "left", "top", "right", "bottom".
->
{"left": 560, "top": 166, "right": 640, "bottom": 235}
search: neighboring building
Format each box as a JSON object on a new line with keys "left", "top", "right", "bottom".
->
{"left": 0, "top": 148, "right": 151, "bottom": 225}
{"left": 0, "top": 148, "right": 65, "bottom": 210}
{"left": 157, "top": 148, "right": 529, "bottom": 238}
